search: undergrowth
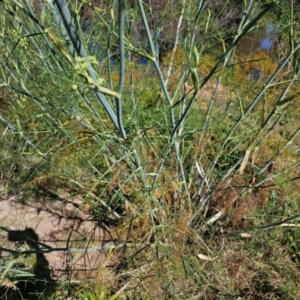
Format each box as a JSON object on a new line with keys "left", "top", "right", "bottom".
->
{"left": 1, "top": 0, "right": 300, "bottom": 299}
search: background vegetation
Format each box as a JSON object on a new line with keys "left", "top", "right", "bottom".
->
{"left": 1, "top": 0, "right": 300, "bottom": 299}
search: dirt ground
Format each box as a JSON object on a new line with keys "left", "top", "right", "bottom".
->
{"left": 0, "top": 186, "right": 118, "bottom": 282}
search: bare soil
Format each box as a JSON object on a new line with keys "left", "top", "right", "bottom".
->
{"left": 0, "top": 187, "right": 117, "bottom": 282}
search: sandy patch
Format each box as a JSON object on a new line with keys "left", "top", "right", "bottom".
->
{"left": 0, "top": 189, "right": 118, "bottom": 281}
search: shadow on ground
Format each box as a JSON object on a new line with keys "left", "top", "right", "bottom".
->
{"left": 0, "top": 187, "right": 121, "bottom": 299}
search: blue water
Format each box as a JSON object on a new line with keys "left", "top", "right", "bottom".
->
{"left": 260, "top": 38, "right": 273, "bottom": 50}
{"left": 259, "top": 22, "right": 275, "bottom": 50}
{"left": 137, "top": 57, "right": 149, "bottom": 65}
{"left": 252, "top": 69, "right": 261, "bottom": 81}
{"left": 267, "top": 23, "right": 275, "bottom": 34}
